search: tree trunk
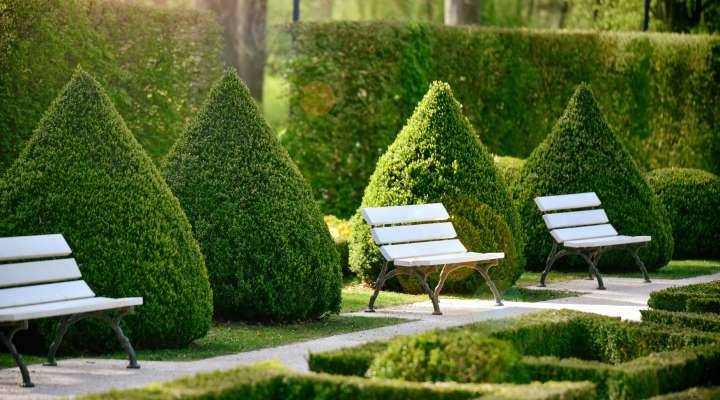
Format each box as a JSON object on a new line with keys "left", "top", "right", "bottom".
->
{"left": 195, "top": 0, "right": 267, "bottom": 101}
{"left": 444, "top": 0, "right": 481, "bottom": 25}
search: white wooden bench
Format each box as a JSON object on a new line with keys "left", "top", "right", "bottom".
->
{"left": 535, "top": 192, "right": 652, "bottom": 289}
{"left": 361, "top": 203, "right": 505, "bottom": 315}
{"left": 0, "top": 234, "right": 143, "bottom": 387}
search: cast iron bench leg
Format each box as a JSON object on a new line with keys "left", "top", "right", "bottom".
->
{"left": 1, "top": 321, "right": 33, "bottom": 387}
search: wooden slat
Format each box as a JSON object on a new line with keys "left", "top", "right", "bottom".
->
{"left": 0, "top": 280, "right": 95, "bottom": 309}
{"left": 371, "top": 222, "right": 456, "bottom": 245}
{"left": 534, "top": 192, "right": 601, "bottom": 212}
{"left": 361, "top": 203, "right": 449, "bottom": 226}
{"left": 564, "top": 235, "right": 651, "bottom": 249}
{"left": 542, "top": 209, "right": 609, "bottom": 229}
{"left": 550, "top": 224, "right": 618, "bottom": 243}
{"left": 0, "top": 296, "right": 143, "bottom": 322}
{"left": 0, "top": 234, "right": 71, "bottom": 262}
{"left": 395, "top": 252, "right": 505, "bottom": 267}
{"left": 0, "top": 258, "right": 81, "bottom": 288}
{"left": 380, "top": 239, "right": 466, "bottom": 261}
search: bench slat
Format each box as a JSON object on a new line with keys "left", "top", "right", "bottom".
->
{"left": 535, "top": 192, "right": 601, "bottom": 212}
{"left": 564, "top": 235, "right": 651, "bottom": 248}
{"left": 0, "top": 258, "right": 81, "bottom": 288}
{"left": 0, "top": 296, "right": 143, "bottom": 322}
{"left": 0, "top": 234, "right": 71, "bottom": 262}
{"left": 550, "top": 224, "right": 618, "bottom": 243}
{"left": 542, "top": 209, "right": 609, "bottom": 229}
{"left": 395, "top": 252, "right": 505, "bottom": 267}
{"left": 0, "top": 280, "right": 95, "bottom": 309}
{"left": 380, "top": 239, "right": 466, "bottom": 261}
{"left": 371, "top": 222, "right": 456, "bottom": 245}
{"left": 362, "top": 204, "right": 449, "bottom": 226}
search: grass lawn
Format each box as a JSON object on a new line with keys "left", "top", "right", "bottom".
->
{"left": 0, "top": 315, "right": 408, "bottom": 368}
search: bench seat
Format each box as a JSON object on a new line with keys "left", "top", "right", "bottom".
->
{"left": 395, "top": 252, "right": 505, "bottom": 267}
{"left": 564, "top": 235, "right": 651, "bottom": 248}
{"left": 0, "top": 297, "right": 143, "bottom": 323}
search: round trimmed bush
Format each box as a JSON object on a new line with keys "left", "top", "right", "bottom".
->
{"left": 515, "top": 83, "right": 673, "bottom": 272}
{"left": 0, "top": 68, "right": 213, "bottom": 351}
{"left": 646, "top": 168, "right": 720, "bottom": 259}
{"left": 348, "top": 81, "right": 524, "bottom": 294}
{"left": 163, "top": 70, "right": 341, "bottom": 321}
{"left": 366, "top": 330, "right": 525, "bottom": 383}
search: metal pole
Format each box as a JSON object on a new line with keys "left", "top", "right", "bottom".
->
{"left": 643, "top": 0, "right": 650, "bottom": 31}
{"left": 293, "top": 0, "right": 300, "bottom": 23}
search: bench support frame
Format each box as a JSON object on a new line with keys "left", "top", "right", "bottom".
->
{"left": 0, "top": 307, "right": 139, "bottom": 387}
{"left": 45, "top": 306, "right": 139, "bottom": 369}
{"left": 539, "top": 241, "right": 652, "bottom": 290}
{"left": 366, "top": 260, "right": 502, "bottom": 315}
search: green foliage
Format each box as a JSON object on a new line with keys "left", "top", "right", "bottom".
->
{"left": 348, "top": 81, "right": 524, "bottom": 294}
{"left": 641, "top": 309, "right": 720, "bottom": 334}
{"left": 309, "top": 309, "right": 720, "bottom": 399}
{"left": 163, "top": 70, "right": 341, "bottom": 322}
{"left": 0, "top": 0, "right": 223, "bottom": 171}
{"left": 0, "top": 69, "right": 212, "bottom": 350}
{"left": 325, "top": 215, "right": 352, "bottom": 276}
{"left": 649, "top": 386, "right": 720, "bottom": 400}
{"left": 515, "top": 83, "right": 674, "bottom": 271}
{"left": 367, "top": 331, "right": 526, "bottom": 384}
{"left": 646, "top": 168, "right": 720, "bottom": 259}
{"left": 77, "top": 361, "right": 596, "bottom": 400}
{"left": 494, "top": 156, "right": 525, "bottom": 199}
{"left": 648, "top": 281, "right": 720, "bottom": 314}
{"left": 284, "top": 22, "right": 720, "bottom": 217}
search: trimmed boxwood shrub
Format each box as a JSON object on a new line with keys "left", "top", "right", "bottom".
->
{"left": 366, "top": 331, "right": 527, "bottom": 384}
{"left": 641, "top": 309, "right": 720, "bottom": 333}
{"left": 649, "top": 386, "right": 720, "bottom": 400}
{"left": 0, "top": 69, "right": 213, "bottom": 350}
{"left": 0, "top": 0, "right": 223, "bottom": 170}
{"left": 515, "top": 83, "right": 673, "bottom": 271}
{"left": 285, "top": 22, "right": 720, "bottom": 217}
{"left": 648, "top": 281, "right": 720, "bottom": 314}
{"left": 348, "top": 81, "right": 524, "bottom": 294}
{"left": 494, "top": 156, "right": 525, "bottom": 200}
{"left": 646, "top": 168, "right": 720, "bottom": 259}
{"left": 77, "top": 361, "right": 596, "bottom": 400}
{"left": 163, "top": 70, "right": 341, "bottom": 321}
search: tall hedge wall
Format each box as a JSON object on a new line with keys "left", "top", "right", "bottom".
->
{"left": 284, "top": 22, "right": 720, "bottom": 217}
{"left": 0, "top": 0, "right": 223, "bottom": 171}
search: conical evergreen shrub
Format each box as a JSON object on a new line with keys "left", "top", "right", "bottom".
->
{"left": 349, "top": 81, "right": 524, "bottom": 294}
{"left": 516, "top": 83, "right": 673, "bottom": 271}
{"left": 163, "top": 70, "right": 341, "bottom": 321}
{"left": 0, "top": 68, "right": 213, "bottom": 351}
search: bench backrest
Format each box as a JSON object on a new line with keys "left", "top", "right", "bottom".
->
{"left": 0, "top": 234, "right": 95, "bottom": 309}
{"left": 361, "top": 203, "right": 466, "bottom": 261}
{"left": 534, "top": 192, "right": 618, "bottom": 244}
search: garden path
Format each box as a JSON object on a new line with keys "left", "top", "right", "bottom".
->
{"left": 3, "top": 272, "right": 719, "bottom": 399}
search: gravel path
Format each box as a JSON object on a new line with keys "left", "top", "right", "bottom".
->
{"left": 2, "top": 272, "right": 719, "bottom": 399}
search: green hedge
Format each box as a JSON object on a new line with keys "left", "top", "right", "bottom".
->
{"left": 646, "top": 168, "right": 720, "bottom": 259}
{"left": 0, "top": 0, "right": 223, "bottom": 171}
{"left": 649, "top": 386, "right": 720, "bottom": 400}
{"left": 78, "top": 361, "right": 596, "bottom": 400}
{"left": 515, "top": 84, "right": 673, "bottom": 271}
{"left": 325, "top": 215, "right": 352, "bottom": 276}
{"left": 0, "top": 69, "right": 213, "bottom": 351}
{"left": 284, "top": 22, "right": 720, "bottom": 217}
{"left": 349, "top": 82, "right": 524, "bottom": 294}
{"left": 641, "top": 309, "right": 720, "bottom": 333}
{"left": 494, "top": 156, "right": 525, "bottom": 199}
{"left": 648, "top": 281, "right": 720, "bottom": 313}
{"left": 309, "top": 310, "right": 720, "bottom": 399}
{"left": 164, "top": 70, "right": 341, "bottom": 322}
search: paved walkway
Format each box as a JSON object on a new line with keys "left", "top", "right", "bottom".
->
{"left": 2, "top": 273, "right": 719, "bottom": 399}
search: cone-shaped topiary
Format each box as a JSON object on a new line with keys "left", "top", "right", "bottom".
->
{"left": 0, "top": 68, "right": 213, "bottom": 351}
{"left": 646, "top": 168, "right": 720, "bottom": 259}
{"left": 515, "top": 83, "right": 673, "bottom": 272}
{"left": 349, "top": 81, "right": 524, "bottom": 294}
{"left": 163, "top": 69, "right": 341, "bottom": 321}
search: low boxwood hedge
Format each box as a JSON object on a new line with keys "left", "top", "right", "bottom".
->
{"left": 647, "top": 281, "right": 720, "bottom": 313}
{"left": 649, "top": 386, "right": 720, "bottom": 400}
{"left": 309, "top": 310, "right": 720, "bottom": 399}
{"left": 646, "top": 168, "right": 720, "bottom": 259}
{"left": 77, "top": 361, "right": 596, "bottom": 400}
{"left": 641, "top": 309, "right": 720, "bottom": 333}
